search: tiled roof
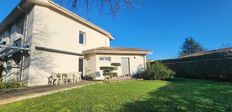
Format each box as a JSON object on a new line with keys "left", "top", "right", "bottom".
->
{"left": 181, "top": 47, "right": 232, "bottom": 58}
{"left": 83, "top": 47, "right": 152, "bottom": 55}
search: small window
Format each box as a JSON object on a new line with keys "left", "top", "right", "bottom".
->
{"left": 79, "top": 32, "right": 85, "bottom": 45}
{"left": 14, "top": 39, "right": 22, "bottom": 47}
{"left": 99, "top": 57, "right": 111, "bottom": 62}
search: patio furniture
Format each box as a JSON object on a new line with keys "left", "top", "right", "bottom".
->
{"left": 51, "top": 72, "right": 58, "bottom": 85}
{"left": 47, "top": 76, "right": 52, "bottom": 85}
{"left": 48, "top": 72, "right": 81, "bottom": 85}
{"left": 72, "top": 72, "right": 81, "bottom": 83}
{"left": 56, "top": 73, "right": 62, "bottom": 85}
{"left": 67, "top": 73, "right": 73, "bottom": 84}
{"left": 62, "top": 73, "right": 68, "bottom": 84}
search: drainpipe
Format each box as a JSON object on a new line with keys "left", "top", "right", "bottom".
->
{"left": 143, "top": 55, "right": 147, "bottom": 70}
{"left": 18, "top": 6, "right": 29, "bottom": 81}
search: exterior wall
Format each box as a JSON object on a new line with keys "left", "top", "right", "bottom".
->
{"left": 28, "top": 5, "right": 110, "bottom": 86}
{"left": 0, "top": 7, "right": 34, "bottom": 84}
{"left": 85, "top": 54, "right": 97, "bottom": 76}
{"left": 86, "top": 54, "right": 146, "bottom": 77}
{"left": 22, "top": 6, "right": 35, "bottom": 85}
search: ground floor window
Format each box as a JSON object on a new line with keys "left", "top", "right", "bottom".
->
{"left": 99, "top": 57, "right": 111, "bottom": 62}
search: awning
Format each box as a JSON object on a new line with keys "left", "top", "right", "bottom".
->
{"left": 0, "top": 48, "right": 20, "bottom": 58}
{"left": 0, "top": 45, "right": 30, "bottom": 59}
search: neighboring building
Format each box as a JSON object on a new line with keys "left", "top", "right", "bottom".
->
{"left": 0, "top": 0, "right": 152, "bottom": 86}
{"left": 147, "top": 59, "right": 154, "bottom": 63}
{"left": 181, "top": 47, "right": 232, "bottom": 58}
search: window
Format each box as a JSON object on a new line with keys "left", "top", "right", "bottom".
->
{"left": 79, "top": 32, "right": 85, "bottom": 45}
{"left": 99, "top": 57, "right": 111, "bottom": 62}
{"left": 14, "top": 38, "right": 22, "bottom": 47}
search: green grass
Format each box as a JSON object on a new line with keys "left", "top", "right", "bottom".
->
{"left": 0, "top": 78, "right": 232, "bottom": 112}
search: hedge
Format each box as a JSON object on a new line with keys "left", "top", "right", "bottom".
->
{"left": 158, "top": 50, "right": 232, "bottom": 81}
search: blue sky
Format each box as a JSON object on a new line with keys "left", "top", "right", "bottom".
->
{"left": 1, "top": 0, "right": 232, "bottom": 60}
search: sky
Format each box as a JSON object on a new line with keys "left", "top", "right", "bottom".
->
{"left": 0, "top": 0, "right": 232, "bottom": 60}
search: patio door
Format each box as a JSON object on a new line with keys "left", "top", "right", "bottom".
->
{"left": 79, "top": 58, "right": 84, "bottom": 78}
{"left": 121, "top": 57, "right": 130, "bottom": 75}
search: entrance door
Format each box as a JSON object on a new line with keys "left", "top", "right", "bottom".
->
{"left": 79, "top": 58, "right": 84, "bottom": 78}
{"left": 121, "top": 57, "right": 130, "bottom": 75}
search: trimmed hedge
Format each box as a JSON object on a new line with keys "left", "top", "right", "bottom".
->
{"left": 159, "top": 50, "right": 232, "bottom": 81}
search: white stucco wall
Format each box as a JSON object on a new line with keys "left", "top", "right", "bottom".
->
{"left": 86, "top": 54, "right": 146, "bottom": 77}
{"left": 28, "top": 5, "right": 111, "bottom": 86}
{"left": 85, "top": 54, "right": 97, "bottom": 76}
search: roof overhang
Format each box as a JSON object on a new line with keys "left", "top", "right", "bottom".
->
{"left": 83, "top": 47, "right": 153, "bottom": 55}
{"left": 0, "top": 0, "right": 33, "bottom": 35}
{"left": 0, "top": 0, "right": 114, "bottom": 40}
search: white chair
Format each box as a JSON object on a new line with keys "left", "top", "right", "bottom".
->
{"left": 51, "top": 72, "right": 58, "bottom": 85}
{"left": 47, "top": 75, "right": 52, "bottom": 85}
{"left": 67, "top": 73, "right": 73, "bottom": 84}
{"left": 78, "top": 72, "right": 82, "bottom": 82}
{"left": 73, "top": 72, "right": 81, "bottom": 83}
{"left": 62, "top": 73, "right": 68, "bottom": 84}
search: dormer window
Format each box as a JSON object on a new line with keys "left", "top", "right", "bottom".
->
{"left": 79, "top": 31, "right": 85, "bottom": 45}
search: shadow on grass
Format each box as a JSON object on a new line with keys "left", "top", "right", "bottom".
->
{"left": 121, "top": 78, "right": 232, "bottom": 112}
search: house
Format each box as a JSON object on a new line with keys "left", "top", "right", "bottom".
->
{"left": 0, "top": 0, "right": 152, "bottom": 86}
{"left": 180, "top": 47, "right": 232, "bottom": 58}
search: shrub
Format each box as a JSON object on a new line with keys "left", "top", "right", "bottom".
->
{"left": 142, "top": 62, "right": 175, "bottom": 80}
{"left": 0, "top": 79, "right": 25, "bottom": 89}
{"left": 0, "top": 80, "right": 4, "bottom": 89}
{"left": 83, "top": 75, "right": 95, "bottom": 80}
{"left": 100, "top": 66, "right": 117, "bottom": 78}
{"left": 111, "top": 63, "right": 121, "bottom": 67}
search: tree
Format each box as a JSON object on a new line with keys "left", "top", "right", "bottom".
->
{"left": 222, "top": 43, "right": 232, "bottom": 48}
{"left": 142, "top": 62, "right": 175, "bottom": 80}
{"left": 54, "top": 0, "right": 143, "bottom": 16}
{"left": 179, "top": 37, "right": 206, "bottom": 57}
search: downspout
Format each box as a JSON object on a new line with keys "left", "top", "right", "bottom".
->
{"left": 143, "top": 55, "right": 147, "bottom": 70}
{"left": 18, "top": 6, "right": 29, "bottom": 81}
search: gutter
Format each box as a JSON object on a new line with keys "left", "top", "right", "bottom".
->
{"left": 35, "top": 46, "right": 83, "bottom": 56}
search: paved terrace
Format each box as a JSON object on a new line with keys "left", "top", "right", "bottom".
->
{"left": 0, "top": 80, "right": 100, "bottom": 105}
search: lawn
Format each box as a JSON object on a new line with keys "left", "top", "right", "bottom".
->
{"left": 0, "top": 78, "right": 232, "bottom": 112}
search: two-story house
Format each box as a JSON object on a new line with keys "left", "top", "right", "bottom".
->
{"left": 0, "top": 0, "right": 152, "bottom": 86}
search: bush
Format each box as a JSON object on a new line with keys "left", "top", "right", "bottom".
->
{"left": 142, "top": 62, "right": 175, "bottom": 80}
{"left": 83, "top": 75, "right": 95, "bottom": 80}
{"left": 100, "top": 66, "right": 117, "bottom": 78}
{"left": 0, "top": 80, "right": 4, "bottom": 89}
{"left": 0, "top": 79, "right": 25, "bottom": 89}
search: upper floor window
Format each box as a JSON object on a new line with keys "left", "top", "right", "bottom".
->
{"left": 99, "top": 57, "right": 111, "bottom": 62}
{"left": 79, "top": 31, "right": 85, "bottom": 45}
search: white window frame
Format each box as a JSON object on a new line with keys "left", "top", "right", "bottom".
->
{"left": 79, "top": 31, "right": 86, "bottom": 45}
{"left": 99, "top": 57, "right": 111, "bottom": 62}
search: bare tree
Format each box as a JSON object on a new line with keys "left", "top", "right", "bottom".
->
{"left": 53, "top": 0, "right": 143, "bottom": 16}
{"left": 222, "top": 43, "right": 232, "bottom": 48}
